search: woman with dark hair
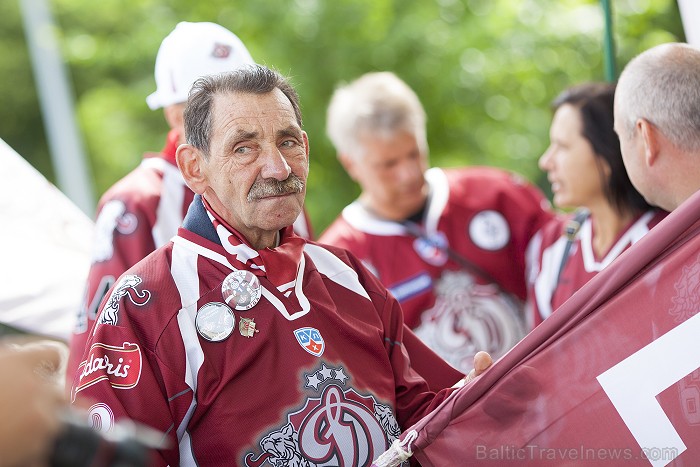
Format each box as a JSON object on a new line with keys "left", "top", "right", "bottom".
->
{"left": 525, "top": 82, "right": 667, "bottom": 328}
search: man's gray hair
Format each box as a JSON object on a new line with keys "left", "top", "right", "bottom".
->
{"left": 616, "top": 43, "right": 700, "bottom": 152}
{"left": 184, "top": 64, "right": 302, "bottom": 155}
{"left": 326, "top": 72, "right": 428, "bottom": 160}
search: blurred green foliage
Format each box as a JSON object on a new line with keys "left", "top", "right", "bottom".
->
{"left": 1, "top": 0, "right": 684, "bottom": 233}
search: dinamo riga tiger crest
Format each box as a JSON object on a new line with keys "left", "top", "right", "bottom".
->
{"left": 244, "top": 364, "right": 404, "bottom": 467}
{"left": 414, "top": 269, "right": 525, "bottom": 372}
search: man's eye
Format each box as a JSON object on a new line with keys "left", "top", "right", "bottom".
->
{"left": 235, "top": 146, "right": 250, "bottom": 154}
{"left": 281, "top": 140, "right": 296, "bottom": 148}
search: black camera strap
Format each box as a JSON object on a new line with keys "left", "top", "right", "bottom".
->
{"left": 555, "top": 208, "right": 590, "bottom": 286}
{"left": 402, "top": 220, "right": 508, "bottom": 295}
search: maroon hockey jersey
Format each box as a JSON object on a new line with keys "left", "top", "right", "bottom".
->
{"left": 320, "top": 167, "right": 553, "bottom": 372}
{"left": 66, "top": 131, "right": 195, "bottom": 384}
{"left": 526, "top": 209, "right": 667, "bottom": 328}
{"left": 372, "top": 184, "right": 700, "bottom": 467}
{"left": 67, "top": 132, "right": 315, "bottom": 386}
{"left": 70, "top": 197, "right": 453, "bottom": 466}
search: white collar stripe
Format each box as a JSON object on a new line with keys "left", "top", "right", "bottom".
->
{"left": 170, "top": 242, "right": 204, "bottom": 462}
{"left": 172, "top": 235, "right": 310, "bottom": 320}
{"left": 304, "top": 244, "right": 371, "bottom": 301}
{"left": 581, "top": 211, "right": 656, "bottom": 272}
{"left": 424, "top": 168, "right": 449, "bottom": 235}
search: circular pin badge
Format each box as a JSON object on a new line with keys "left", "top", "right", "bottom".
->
{"left": 412, "top": 231, "right": 449, "bottom": 267}
{"left": 221, "top": 270, "right": 262, "bottom": 311}
{"left": 468, "top": 210, "right": 510, "bottom": 251}
{"left": 195, "top": 302, "right": 235, "bottom": 342}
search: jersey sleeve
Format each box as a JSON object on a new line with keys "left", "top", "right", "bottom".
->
{"left": 340, "top": 249, "right": 458, "bottom": 428}
{"left": 69, "top": 275, "right": 189, "bottom": 466}
{"left": 379, "top": 288, "right": 458, "bottom": 429}
{"left": 475, "top": 170, "right": 555, "bottom": 300}
{"left": 67, "top": 194, "right": 159, "bottom": 387}
{"left": 319, "top": 217, "right": 367, "bottom": 257}
{"left": 401, "top": 324, "right": 464, "bottom": 390}
{"left": 524, "top": 215, "right": 568, "bottom": 330}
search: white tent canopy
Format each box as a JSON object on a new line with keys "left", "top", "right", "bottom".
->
{"left": 0, "top": 137, "right": 93, "bottom": 342}
{"left": 678, "top": 0, "right": 700, "bottom": 47}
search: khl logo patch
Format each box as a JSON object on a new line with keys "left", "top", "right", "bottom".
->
{"left": 294, "top": 327, "right": 325, "bottom": 357}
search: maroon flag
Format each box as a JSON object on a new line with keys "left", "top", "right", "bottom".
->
{"left": 375, "top": 189, "right": 700, "bottom": 467}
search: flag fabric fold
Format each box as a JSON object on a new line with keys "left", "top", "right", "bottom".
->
{"left": 376, "top": 189, "right": 700, "bottom": 467}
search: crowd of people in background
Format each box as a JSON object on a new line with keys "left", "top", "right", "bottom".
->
{"left": 2, "top": 17, "right": 700, "bottom": 465}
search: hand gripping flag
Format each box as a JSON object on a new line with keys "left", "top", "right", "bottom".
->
{"left": 374, "top": 189, "right": 700, "bottom": 467}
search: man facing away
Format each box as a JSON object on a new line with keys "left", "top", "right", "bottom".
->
{"left": 614, "top": 42, "right": 700, "bottom": 213}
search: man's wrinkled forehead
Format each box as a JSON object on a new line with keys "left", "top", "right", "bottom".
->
{"left": 211, "top": 89, "right": 299, "bottom": 130}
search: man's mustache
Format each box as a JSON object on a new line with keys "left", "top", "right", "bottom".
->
{"left": 247, "top": 174, "right": 305, "bottom": 202}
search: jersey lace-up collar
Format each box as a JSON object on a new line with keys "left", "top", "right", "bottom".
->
{"left": 201, "top": 197, "right": 305, "bottom": 288}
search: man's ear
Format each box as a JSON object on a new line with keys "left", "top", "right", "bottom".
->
{"left": 176, "top": 144, "right": 207, "bottom": 194}
{"left": 638, "top": 119, "right": 660, "bottom": 167}
{"left": 302, "top": 131, "right": 310, "bottom": 162}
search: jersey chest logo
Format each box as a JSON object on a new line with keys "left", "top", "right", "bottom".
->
{"left": 245, "top": 365, "right": 401, "bottom": 467}
{"left": 294, "top": 327, "right": 325, "bottom": 357}
{"left": 413, "top": 270, "right": 524, "bottom": 372}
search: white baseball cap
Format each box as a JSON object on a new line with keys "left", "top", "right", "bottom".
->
{"left": 146, "top": 21, "right": 255, "bottom": 110}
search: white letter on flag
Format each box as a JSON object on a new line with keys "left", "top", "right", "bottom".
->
{"left": 597, "top": 312, "right": 700, "bottom": 467}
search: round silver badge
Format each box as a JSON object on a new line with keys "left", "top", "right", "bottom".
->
{"left": 195, "top": 302, "right": 235, "bottom": 342}
{"left": 221, "top": 270, "right": 262, "bottom": 311}
{"left": 468, "top": 210, "right": 510, "bottom": 251}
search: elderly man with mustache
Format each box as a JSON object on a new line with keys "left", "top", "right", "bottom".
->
{"left": 69, "top": 65, "right": 491, "bottom": 467}
{"left": 66, "top": 22, "right": 316, "bottom": 387}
